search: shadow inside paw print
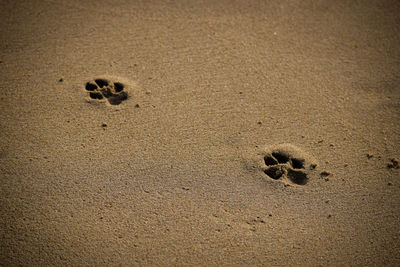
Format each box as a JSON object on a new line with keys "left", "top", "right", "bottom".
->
{"left": 85, "top": 78, "right": 128, "bottom": 105}
{"left": 262, "top": 144, "right": 316, "bottom": 185}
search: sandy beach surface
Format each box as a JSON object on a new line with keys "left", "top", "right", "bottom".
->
{"left": 1, "top": 0, "right": 399, "bottom": 266}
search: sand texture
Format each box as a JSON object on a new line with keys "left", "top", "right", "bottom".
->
{"left": 1, "top": 0, "right": 400, "bottom": 266}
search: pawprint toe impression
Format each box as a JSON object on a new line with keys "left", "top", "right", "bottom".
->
{"left": 262, "top": 144, "right": 317, "bottom": 185}
{"left": 85, "top": 78, "right": 128, "bottom": 105}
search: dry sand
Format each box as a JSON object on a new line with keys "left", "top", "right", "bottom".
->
{"left": 1, "top": 0, "right": 399, "bottom": 266}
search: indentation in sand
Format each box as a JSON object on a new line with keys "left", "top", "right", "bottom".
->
{"left": 261, "top": 144, "right": 317, "bottom": 185}
{"left": 85, "top": 77, "right": 129, "bottom": 105}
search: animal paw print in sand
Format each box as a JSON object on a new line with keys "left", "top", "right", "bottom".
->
{"left": 262, "top": 144, "right": 317, "bottom": 185}
{"left": 85, "top": 78, "right": 128, "bottom": 105}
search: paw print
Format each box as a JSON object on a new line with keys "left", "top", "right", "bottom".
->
{"left": 262, "top": 144, "right": 317, "bottom": 185}
{"left": 85, "top": 78, "right": 128, "bottom": 105}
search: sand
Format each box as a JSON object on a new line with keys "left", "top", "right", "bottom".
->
{"left": 1, "top": 0, "right": 399, "bottom": 266}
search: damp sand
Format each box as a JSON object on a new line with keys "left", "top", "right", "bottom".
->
{"left": 1, "top": 0, "right": 399, "bottom": 265}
